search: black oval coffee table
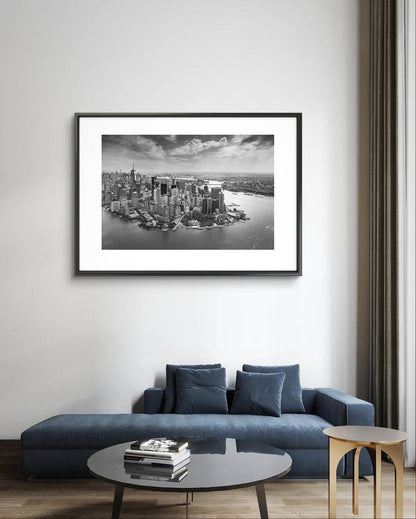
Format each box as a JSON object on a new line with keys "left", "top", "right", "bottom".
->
{"left": 88, "top": 438, "right": 292, "bottom": 518}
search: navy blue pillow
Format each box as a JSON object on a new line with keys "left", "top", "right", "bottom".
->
{"left": 230, "top": 371, "right": 286, "bottom": 417}
{"left": 163, "top": 363, "right": 221, "bottom": 413}
{"left": 242, "top": 364, "right": 305, "bottom": 413}
{"left": 175, "top": 367, "right": 228, "bottom": 414}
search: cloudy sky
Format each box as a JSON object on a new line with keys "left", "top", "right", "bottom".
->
{"left": 102, "top": 135, "right": 274, "bottom": 174}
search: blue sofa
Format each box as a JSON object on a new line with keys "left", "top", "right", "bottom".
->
{"left": 21, "top": 386, "right": 374, "bottom": 479}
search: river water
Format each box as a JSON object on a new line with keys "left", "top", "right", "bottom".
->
{"left": 102, "top": 190, "right": 274, "bottom": 250}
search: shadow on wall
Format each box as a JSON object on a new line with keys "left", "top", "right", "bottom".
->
{"left": 132, "top": 395, "right": 144, "bottom": 413}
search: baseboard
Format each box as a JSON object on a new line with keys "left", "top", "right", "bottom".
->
{"left": 0, "top": 440, "right": 21, "bottom": 447}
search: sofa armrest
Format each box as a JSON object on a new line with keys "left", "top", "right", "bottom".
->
{"left": 315, "top": 388, "right": 375, "bottom": 478}
{"left": 315, "top": 388, "right": 374, "bottom": 426}
{"left": 144, "top": 388, "right": 165, "bottom": 414}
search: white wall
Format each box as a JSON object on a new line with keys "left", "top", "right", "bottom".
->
{"left": 398, "top": 0, "right": 415, "bottom": 467}
{"left": 0, "top": 0, "right": 369, "bottom": 438}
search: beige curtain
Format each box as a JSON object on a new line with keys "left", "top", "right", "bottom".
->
{"left": 369, "top": 0, "right": 399, "bottom": 429}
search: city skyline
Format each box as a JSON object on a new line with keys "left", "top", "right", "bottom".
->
{"left": 102, "top": 134, "right": 274, "bottom": 174}
{"left": 102, "top": 169, "right": 274, "bottom": 249}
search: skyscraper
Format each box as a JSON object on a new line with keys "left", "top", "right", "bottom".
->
{"left": 151, "top": 177, "right": 157, "bottom": 192}
{"left": 202, "top": 197, "right": 213, "bottom": 215}
{"left": 211, "top": 187, "right": 221, "bottom": 200}
{"left": 119, "top": 188, "right": 127, "bottom": 202}
{"left": 207, "top": 197, "right": 212, "bottom": 214}
{"left": 130, "top": 164, "right": 136, "bottom": 184}
{"left": 219, "top": 192, "right": 225, "bottom": 213}
{"left": 155, "top": 187, "right": 162, "bottom": 206}
{"left": 131, "top": 191, "right": 139, "bottom": 209}
{"left": 104, "top": 191, "right": 112, "bottom": 205}
{"left": 170, "top": 187, "right": 178, "bottom": 203}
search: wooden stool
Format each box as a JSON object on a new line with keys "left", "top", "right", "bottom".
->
{"left": 323, "top": 425, "right": 408, "bottom": 519}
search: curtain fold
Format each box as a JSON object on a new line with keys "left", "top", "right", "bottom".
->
{"left": 369, "top": 0, "right": 399, "bottom": 429}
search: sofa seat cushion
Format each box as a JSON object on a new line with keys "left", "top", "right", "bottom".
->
{"left": 21, "top": 413, "right": 332, "bottom": 450}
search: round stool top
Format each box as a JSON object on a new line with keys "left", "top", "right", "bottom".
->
{"left": 323, "top": 425, "right": 408, "bottom": 445}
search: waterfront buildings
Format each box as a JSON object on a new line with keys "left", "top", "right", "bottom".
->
{"left": 102, "top": 171, "right": 230, "bottom": 228}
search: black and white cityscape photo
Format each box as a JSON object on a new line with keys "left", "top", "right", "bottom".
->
{"left": 101, "top": 135, "right": 274, "bottom": 250}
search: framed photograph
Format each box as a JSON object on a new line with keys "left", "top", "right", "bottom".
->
{"left": 75, "top": 113, "right": 302, "bottom": 275}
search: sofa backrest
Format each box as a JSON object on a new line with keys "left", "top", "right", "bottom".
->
{"left": 144, "top": 387, "right": 317, "bottom": 414}
{"left": 301, "top": 388, "right": 317, "bottom": 413}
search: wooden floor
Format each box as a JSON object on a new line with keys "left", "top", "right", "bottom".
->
{"left": 1, "top": 446, "right": 414, "bottom": 519}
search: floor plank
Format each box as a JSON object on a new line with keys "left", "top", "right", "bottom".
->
{"left": 0, "top": 446, "right": 414, "bottom": 518}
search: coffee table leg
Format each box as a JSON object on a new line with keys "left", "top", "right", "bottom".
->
{"left": 369, "top": 446, "right": 382, "bottom": 518}
{"left": 382, "top": 442, "right": 404, "bottom": 519}
{"left": 328, "top": 437, "right": 354, "bottom": 518}
{"left": 353, "top": 447, "right": 362, "bottom": 514}
{"left": 392, "top": 445, "right": 404, "bottom": 519}
{"left": 374, "top": 446, "right": 382, "bottom": 518}
{"left": 256, "top": 484, "right": 268, "bottom": 519}
{"left": 328, "top": 438, "right": 339, "bottom": 519}
{"left": 111, "top": 485, "right": 124, "bottom": 519}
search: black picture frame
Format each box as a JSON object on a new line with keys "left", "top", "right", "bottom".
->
{"left": 75, "top": 113, "right": 302, "bottom": 276}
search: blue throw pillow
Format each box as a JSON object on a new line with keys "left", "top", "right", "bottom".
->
{"left": 175, "top": 367, "right": 228, "bottom": 414}
{"left": 163, "top": 363, "right": 221, "bottom": 413}
{"left": 242, "top": 364, "right": 305, "bottom": 413}
{"left": 230, "top": 371, "right": 286, "bottom": 417}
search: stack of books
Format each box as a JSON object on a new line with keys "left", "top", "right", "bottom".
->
{"left": 124, "top": 438, "right": 190, "bottom": 482}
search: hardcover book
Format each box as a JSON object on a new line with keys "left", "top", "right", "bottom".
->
{"left": 123, "top": 451, "right": 190, "bottom": 468}
{"left": 132, "top": 438, "right": 188, "bottom": 453}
